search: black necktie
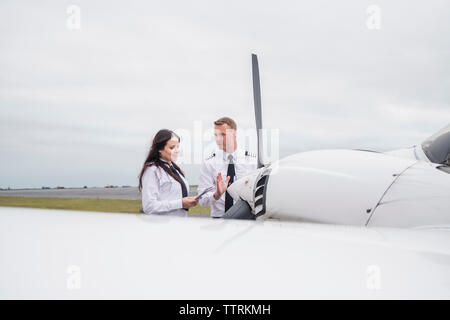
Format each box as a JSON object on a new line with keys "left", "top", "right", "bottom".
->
{"left": 170, "top": 165, "right": 188, "bottom": 211}
{"left": 225, "top": 154, "right": 235, "bottom": 212}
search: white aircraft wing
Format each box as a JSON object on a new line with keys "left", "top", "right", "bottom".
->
{"left": 1, "top": 207, "right": 449, "bottom": 299}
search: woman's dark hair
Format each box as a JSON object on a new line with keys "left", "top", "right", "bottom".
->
{"left": 138, "top": 129, "right": 185, "bottom": 191}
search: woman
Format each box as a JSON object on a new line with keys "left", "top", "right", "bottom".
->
{"left": 139, "top": 129, "right": 199, "bottom": 216}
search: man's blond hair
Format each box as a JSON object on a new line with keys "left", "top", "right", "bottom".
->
{"left": 214, "top": 117, "right": 237, "bottom": 130}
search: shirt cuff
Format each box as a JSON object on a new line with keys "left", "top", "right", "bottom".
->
{"left": 169, "top": 198, "right": 183, "bottom": 211}
{"left": 199, "top": 191, "right": 214, "bottom": 207}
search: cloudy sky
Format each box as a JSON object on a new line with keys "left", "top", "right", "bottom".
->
{"left": 1, "top": 0, "right": 449, "bottom": 188}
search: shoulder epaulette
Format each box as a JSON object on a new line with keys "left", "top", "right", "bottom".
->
{"left": 205, "top": 152, "right": 216, "bottom": 160}
{"left": 245, "top": 151, "right": 256, "bottom": 157}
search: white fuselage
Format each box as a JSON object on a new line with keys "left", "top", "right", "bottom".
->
{"left": 229, "top": 149, "right": 450, "bottom": 228}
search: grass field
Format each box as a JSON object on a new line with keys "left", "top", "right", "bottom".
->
{"left": 0, "top": 196, "right": 211, "bottom": 215}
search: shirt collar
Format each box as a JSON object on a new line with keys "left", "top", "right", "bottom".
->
{"left": 160, "top": 158, "right": 172, "bottom": 167}
{"left": 219, "top": 149, "right": 238, "bottom": 162}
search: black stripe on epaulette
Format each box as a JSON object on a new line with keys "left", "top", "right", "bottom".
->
{"left": 205, "top": 153, "right": 216, "bottom": 160}
{"left": 245, "top": 151, "right": 256, "bottom": 157}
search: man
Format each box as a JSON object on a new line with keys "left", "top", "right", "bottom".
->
{"left": 198, "top": 117, "right": 257, "bottom": 218}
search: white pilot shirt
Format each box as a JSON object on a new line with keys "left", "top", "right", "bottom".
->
{"left": 141, "top": 161, "right": 189, "bottom": 217}
{"left": 198, "top": 149, "right": 257, "bottom": 217}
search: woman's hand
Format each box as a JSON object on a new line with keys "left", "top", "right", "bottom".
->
{"left": 182, "top": 197, "right": 199, "bottom": 209}
{"left": 214, "top": 172, "right": 230, "bottom": 200}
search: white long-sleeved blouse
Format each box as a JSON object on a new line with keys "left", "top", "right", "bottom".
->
{"left": 141, "top": 163, "right": 189, "bottom": 217}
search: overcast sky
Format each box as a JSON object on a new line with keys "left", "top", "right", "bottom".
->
{"left": 1, "top": 0, "right": 449, "bottom": 188}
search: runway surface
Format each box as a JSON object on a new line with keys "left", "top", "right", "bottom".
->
{"left": 0, "top": 186, "right": 199, "bottom": 199}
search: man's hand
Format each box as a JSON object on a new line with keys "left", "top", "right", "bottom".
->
{"left": 214, "top": 172, "right": 230, "bottom": 200}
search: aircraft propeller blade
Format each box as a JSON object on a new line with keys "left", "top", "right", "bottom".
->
{"left": 252, "top": 53, "right": 264, "bottom": 168}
